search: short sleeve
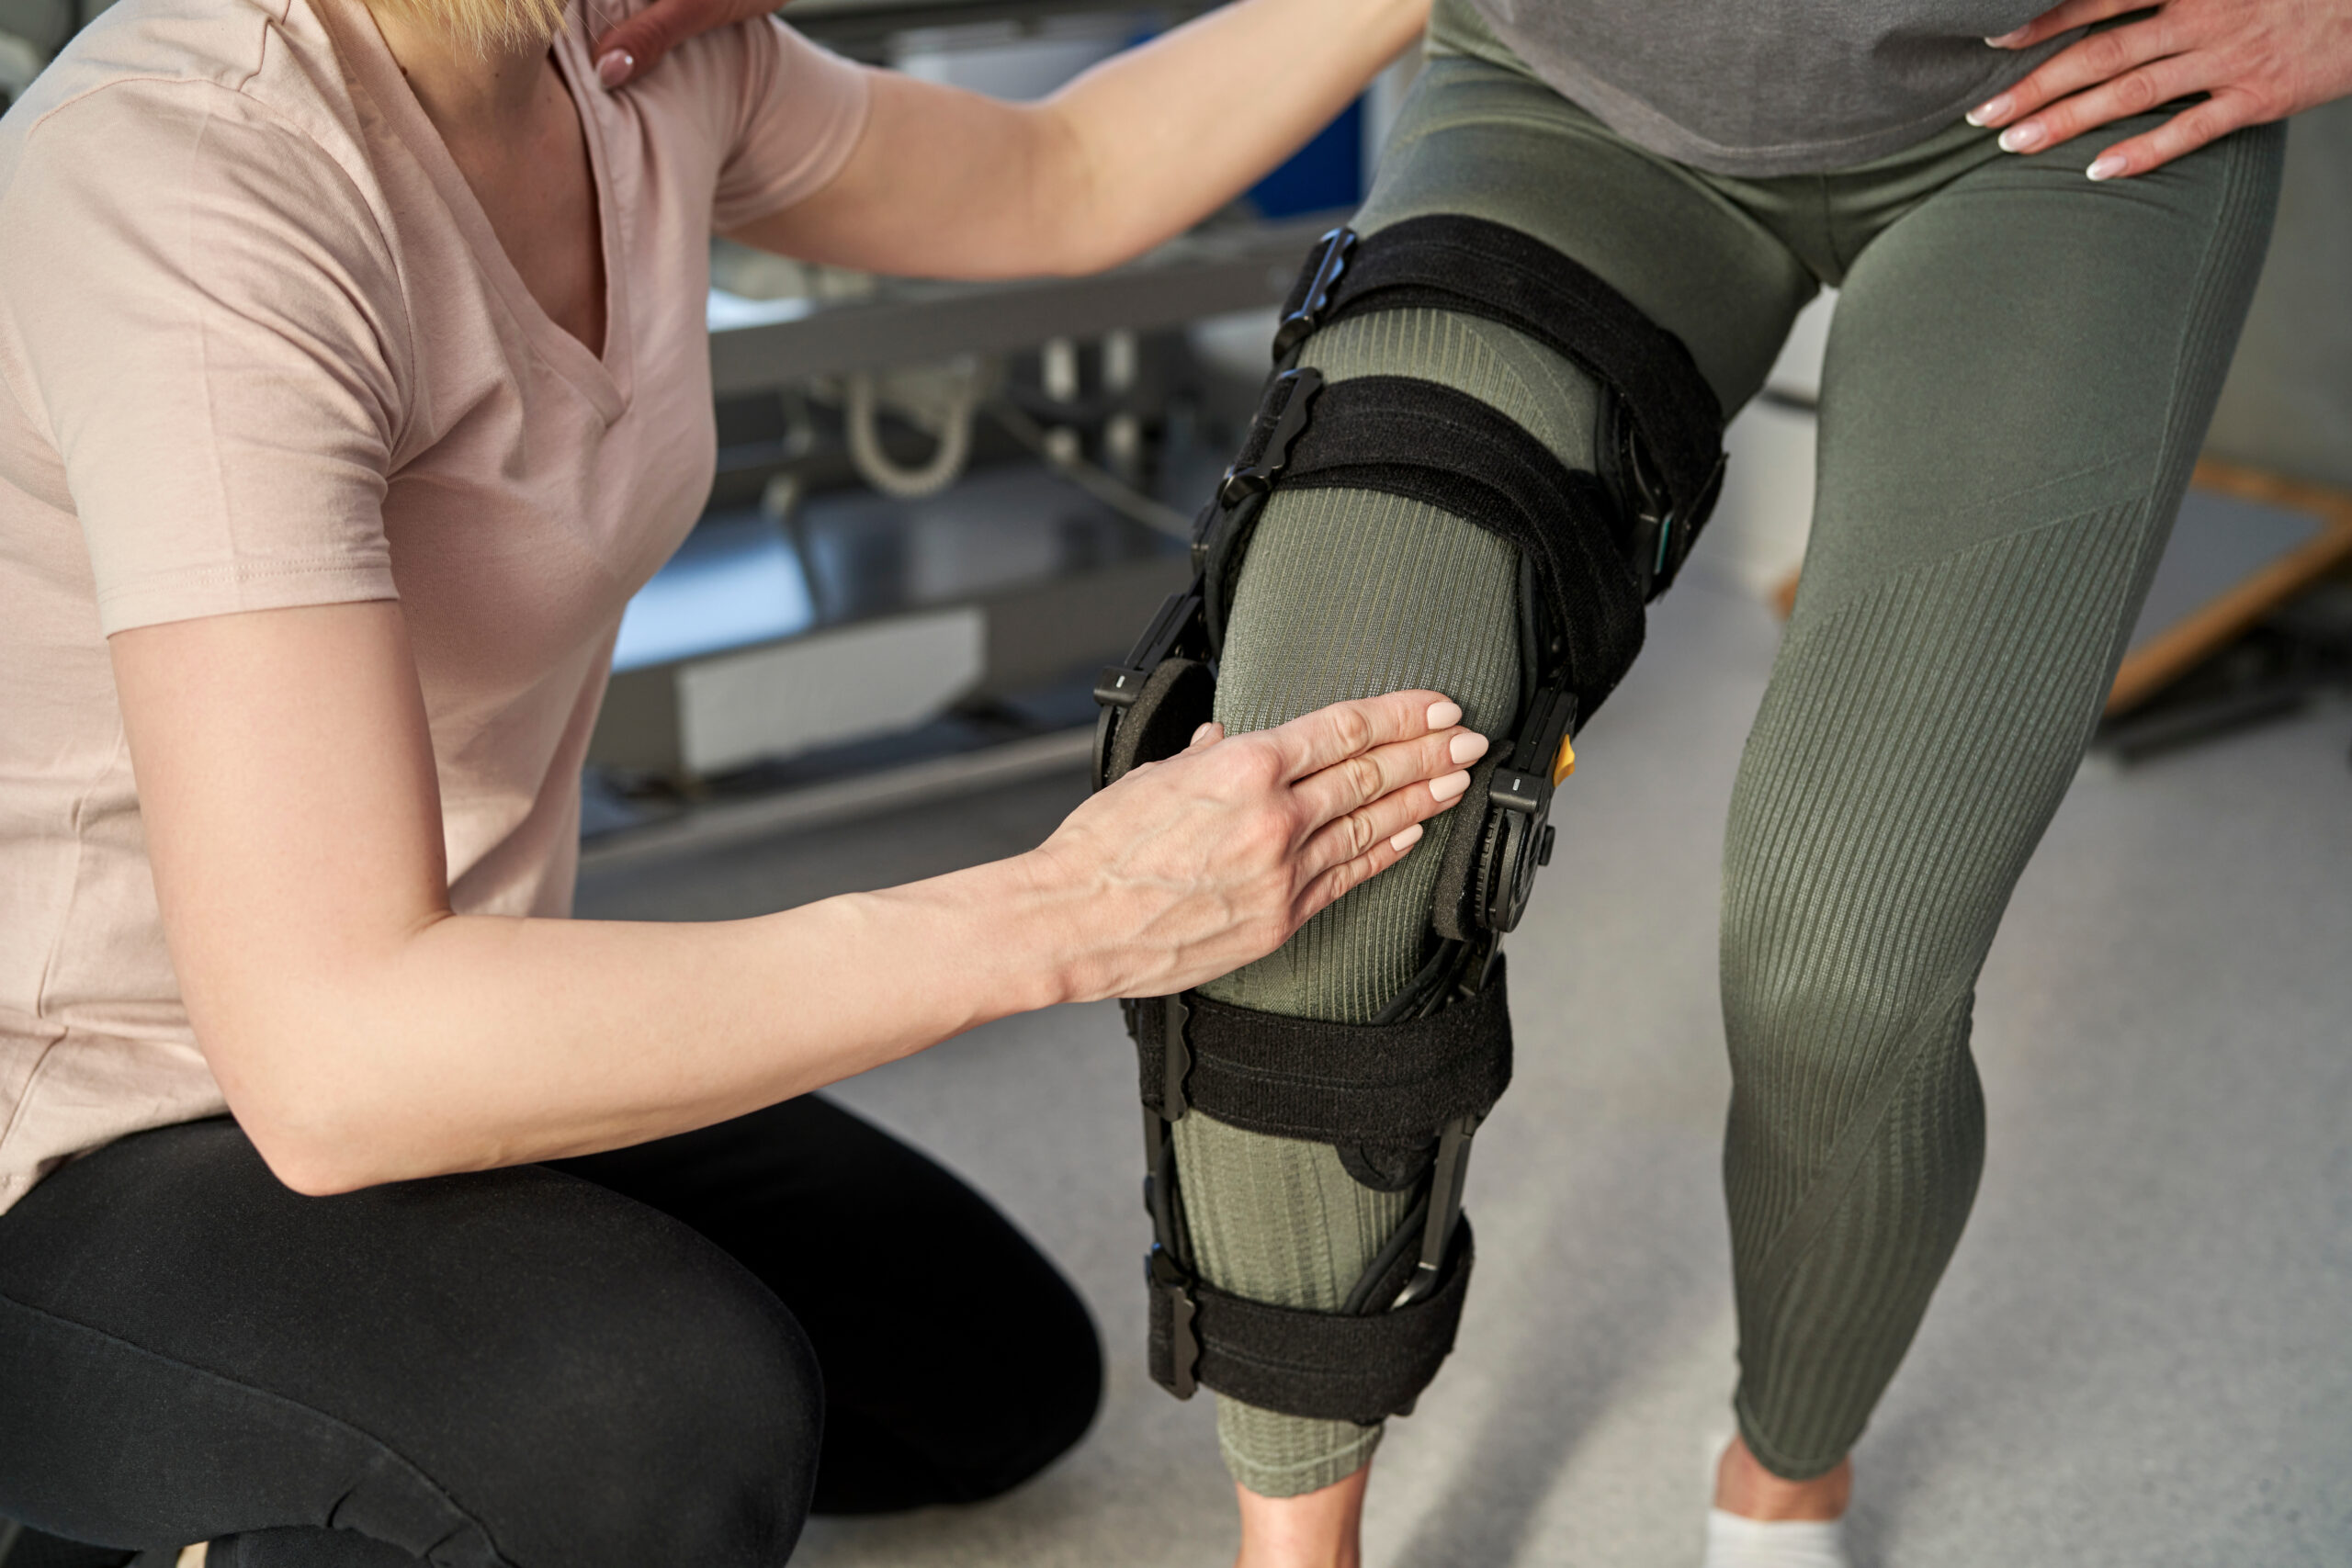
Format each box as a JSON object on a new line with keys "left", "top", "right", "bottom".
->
{"left": 0, "top": 81, "right": 407, "bottom": 636}
{"left": 710, "top": 18, "right": 872, "bottom": 232}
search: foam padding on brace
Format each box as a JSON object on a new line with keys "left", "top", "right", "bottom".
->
{"left": 1103, "top": 657, "right": 1216, "bottom": 785}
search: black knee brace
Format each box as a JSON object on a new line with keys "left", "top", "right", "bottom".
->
{"left": 1093, "top": 218, "right": 1726, "bottom": 1425}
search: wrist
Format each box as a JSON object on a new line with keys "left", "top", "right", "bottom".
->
{"left": 996, "top": 843, "right": 1116, "bottom": 1009}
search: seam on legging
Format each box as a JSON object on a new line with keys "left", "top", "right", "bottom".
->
{"left": 1738, "top": 983, "right": 1974, "bottom": 1336}
{"left": 1780, "top": 483, "right": 2145, "bottom": 659}
{"left": 0, "top": 1290, "right": 515, "bottom": 1566}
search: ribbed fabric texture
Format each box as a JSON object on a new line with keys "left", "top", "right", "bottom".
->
{"left": 1175, "top": 309, "right": 1600, "bottom": 1495}
{"left": 1720, "top": 118, "right": 2282, "bottom": 1478}
{"left": 1161, "top": 60, "right": 2278, "bottom": 1493}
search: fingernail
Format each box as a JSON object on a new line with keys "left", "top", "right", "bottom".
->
{"left": 2086, "top": 155, "right": 2127, "bottom": 181}
{"left": 596, "top": 48, "right": 634, "bottom": 88}
{"left": 1389, "top": 823, "right": 1424, "bottom": 852}
{"left": 1430, "top": 770, "right": 1471, "bottom": 802}
{"left": 1425, "top": 699, "right": 1462, "bottom": 730}
{"left": 1985, "top": 28, "right": 2029, "bottom": 47}
{"left": 1449, "top": 730, "right": 1489, "bottom": 765}
{"left": 1192, "top": 722, "right": 1217, "bottom": 746}
{"left": 1998, "top": 122, "right": 2044, "bottom": 153}
{"left": 1964, "top": 95, "right": 2007, "bottom": 127}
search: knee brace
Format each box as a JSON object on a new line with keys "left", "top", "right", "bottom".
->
{"left": 1092, "top": 218, "right": 1726, "bottom": 1425}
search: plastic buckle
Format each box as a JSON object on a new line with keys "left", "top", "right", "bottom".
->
{"left": 1091, "top": 585, "right": 1207, "bottom": 790}
{"left": 1161, "top": 993, "right": 1193, "bottom": 1120}
{"left": 1487, "top": 689, "right": 1577, "bottom": 818}
{"left": 1093, "top": 664, "right": 1149, "bottom": 708}
{"left": 1218, "top": 367, "right": 1326, "bottom": 507}
{"left": 1392, "top": 1113, "right": 1479, "bottom": 1309}
{"left": 1148, "top": 1244, "right": 1201, "bottom": 1398}
{"left": 1272, "top": 228, "right": 1358, "bottom": 362}
{"left": 1479, "top": 688, "right": 1577, "bottom": 932}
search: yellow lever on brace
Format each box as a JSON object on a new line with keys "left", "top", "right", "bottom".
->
{"left": 1553, "top": 732, "right": 1576, "bottom": 785}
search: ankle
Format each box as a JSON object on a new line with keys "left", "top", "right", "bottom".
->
{"left": 1233, "top": 1465, "right": 1369, "bottom": 1568}
{"left": 1713, "top": 1433, "right": 1850, "bottom": 1521}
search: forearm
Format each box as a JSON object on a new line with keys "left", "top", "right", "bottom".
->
{"left": 237, "top": 853, "right": 1070, "bottom": 1192}
{"left": 1038, "top": 0, "right": 1428, "bottom": 271}
{"left": 734, "top": 0, "right": 1427, "bottom": 278}
{"left": 121, "top": 604, "right": 1470, "bottom": 1199}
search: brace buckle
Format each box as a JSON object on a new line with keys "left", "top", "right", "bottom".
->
{"left": 1148, "top": 1243, "right": 1201, "bottom": 1398}
{"left": 1393, "top": 1113, "right": 1479, "bottom": 1309}
{"left": 1272, "top": 228, "right": 1359, "bottom": 362}
{"left": 1162, "top": 993, "right": 1193, "bottom": 1120}
{"left": 1217, "top": 368, "right": 1326, "bottom": 506}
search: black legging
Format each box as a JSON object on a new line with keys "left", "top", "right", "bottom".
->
{"left": 0, "top": 1100, "right": 1102, "bottom": 1565}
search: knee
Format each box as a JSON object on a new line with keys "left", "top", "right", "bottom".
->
{"left": 467, "top": 1192, "right": 824, "bottom": 1566}
{"left": 1718, "top": 872, "right": 1976, "bottom": 1104}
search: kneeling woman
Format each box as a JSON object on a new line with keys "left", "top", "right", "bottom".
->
{"left": 0, "top": 0, "right": 1455, "bottom": 1557}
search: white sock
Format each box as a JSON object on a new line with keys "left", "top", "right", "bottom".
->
{"left": 1702, "top": 1507, "right": 1851, "bottom": 1568}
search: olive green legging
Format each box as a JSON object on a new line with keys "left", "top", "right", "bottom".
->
{"left": 1169, "top": 0, "right": 2282, "bottom": 1496}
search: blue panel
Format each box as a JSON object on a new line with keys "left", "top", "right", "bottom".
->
{"left": 1249, "top": 97, "right": 1363, "bottom": 219}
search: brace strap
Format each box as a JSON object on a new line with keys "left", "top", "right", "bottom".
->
{"left": 1148, "top": 1214, "right": 1476, "bottom": 1424}
{"left": 1125, "top": 959, "right": 1510, "bottom": 1145}
{"left": 1273, "top": 214, "right": 1725, "bottom": 554}
{"left": 1204, "top": 369, "right": 1645, "bottom": 724}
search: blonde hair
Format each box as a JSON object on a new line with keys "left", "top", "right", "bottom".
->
{"left": 371, "top": 0, "right": 569, "bottom": 56}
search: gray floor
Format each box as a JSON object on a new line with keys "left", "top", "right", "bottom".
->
{"left": 577, "top": 572, "right": 2352, "bottom": 1568}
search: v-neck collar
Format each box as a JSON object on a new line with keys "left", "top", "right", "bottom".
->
{"left": 322, "top": 0, "right": 633, "bottom": 423}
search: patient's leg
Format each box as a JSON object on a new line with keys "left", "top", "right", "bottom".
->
{"left": 1173, "top": 304, "right": 1601, "bottom": 1496}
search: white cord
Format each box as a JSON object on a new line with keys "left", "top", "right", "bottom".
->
{"left": 843, "top": 362, "right": 978, "bottom": 500}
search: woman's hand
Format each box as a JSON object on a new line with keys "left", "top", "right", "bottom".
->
{"left": 1968, "top": 0, "right": 2352, "bottom": 179}
{"left": 589, "top": 0, "right": 781, "bottom": 88}
{"left": 1028, "top": 691, "right": 1484, "bottom": 1004}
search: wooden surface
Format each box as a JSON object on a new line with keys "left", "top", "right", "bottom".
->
{"left": 2108, "top": 460, "right": 2352, "bottom": 715}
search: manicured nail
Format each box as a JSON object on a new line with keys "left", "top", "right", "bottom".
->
{"left": 1425, "top": 699, "right": 1462, "bottom": 730}
{"left": 1984, "top": 27, "right": 2030, "bottom": 47}
{"left": 1390, "top": 823, "right": 1425, "bottom": 853}
{"left": 2086, "top": 155, "right": 2127, "bottom": 181}
{"left": 1964, "top": 95, "right": 2008, "bottom": 127}
{"left": 1998, "top": 121, "right": 2044, "bottom": 153}
{"left": 1448, "top": 730, "right": 1489, "bottom": 765}
{"left": 1430, "top": 770, "right": 1471, "bottom": 802}
{"left": 595, "top": 49, "right": 634, "bottom": 88}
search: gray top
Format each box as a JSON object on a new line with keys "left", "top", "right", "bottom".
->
{"left": 1463, "top": 0, "right": 2075, "bottom": 175}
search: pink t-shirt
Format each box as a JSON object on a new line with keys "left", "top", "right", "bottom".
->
{"left": 0, "top": 0, "right": 870, "bottom": 1210}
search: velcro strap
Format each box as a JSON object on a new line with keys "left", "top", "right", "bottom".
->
{"left": 1128, "top": 960, "right": 1511, "bottom": 1145}
{"left": 1283, "top": 214, "right": 1724, "bottom": 529}
{"left": 1264, "top": 374, "right": 1647, "bottom": 723}
{"left": 1149, "top": 1217, "right": 1475, "bottom": 1424}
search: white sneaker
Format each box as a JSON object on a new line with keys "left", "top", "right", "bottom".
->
{"left": 1701, "top": 1432, "right": 1851, "bottom": 1568}
{"left": 1702, "top": 1507, "right": 1851, "bottom": 1568}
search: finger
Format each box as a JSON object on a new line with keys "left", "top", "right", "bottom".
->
{"left": 1987, "top": 51, "right": 2211, "bottom": 153}
{"left": 1190, "top": 721, "right": 1225, "bottom": 750}
{"left": 590, "top": 0, "right": 743, "bottom": 86}
{"left": 1295, "top": 767, "right": 1467, "bottom": 883}
{"left": 1261, "top": 691, "right": 1458, "bottom": 784}
{"left": 1984, "top": 0, "right": 2142, "bottom": 51}
{"left": 1290, "top": 824, "right": 1420, "bottom": 926}
{"left": 1968, "top": 15, "right": 2179, "bottom": 125}
{"left": 2082, "top": 93, "right": 2256, "bottom": 179}
{"left": 1290, "top": 724, "right": 1487, "bottom": 829}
